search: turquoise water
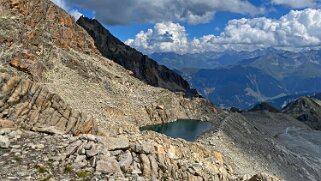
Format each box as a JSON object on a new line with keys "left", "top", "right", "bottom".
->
{"left": 140, "top": 119, "right": 212, "bottom": 141}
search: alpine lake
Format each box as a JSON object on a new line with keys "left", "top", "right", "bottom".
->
{"left": 140, "top": 119, "right": 213, "bottom": 141}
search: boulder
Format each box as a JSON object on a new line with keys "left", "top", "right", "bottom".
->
{"left": 86, "top": 145, "right": 99, "bottom": 157}
{"left": 118, "top": 150, "right": 133, "bottom": 172}
{"left": 65, "top": 140, "right": 82, "bottom": 157}
{"left": 96, "top": 157, "right": 122, "bottom": 175}
{"left": 131, "top": 144, "right": 154, "bottom": 154}
{"left": 0, "top": 119, "right": 16, "bottom": 128}
{"left": 140, "top": 154, "right": 151, "bottom": 177}
{"left": 0, "top": 135, "right": 10, "bottom": 148}
{"left": 103, "top": 136, "right": 129, "bottom": 151}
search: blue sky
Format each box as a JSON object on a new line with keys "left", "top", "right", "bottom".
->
{"left": 78, "top": 0, "right": 292, "bottom": 41}
{"left": 53, "top": 0, "right": 321, "bottom": 54}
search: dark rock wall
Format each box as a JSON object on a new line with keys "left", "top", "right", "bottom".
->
{"left": 77, "top": 17, "right": 194, "bottom": 94}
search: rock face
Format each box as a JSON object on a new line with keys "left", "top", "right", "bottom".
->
{"left": 0, "top": 73, "right": 97, "bottom": 135}
{"left": 282, "top": 97, "right": 321, "bottom": 130}
{"left": 77, "top": 17, "right": 197, "bottom": 95}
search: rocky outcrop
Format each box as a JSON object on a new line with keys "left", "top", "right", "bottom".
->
{"left": 282, "top": 97, "right": 321, "bottom": 130}
{"left": 0, "top": 128, "right": 281, "bottom": 181}
{"left": 0, "top": 73, "right": 97, "bottom": 135}
{"left": 0, "top": 0, "right": 97, "bottom": 82}
{"left": 77, "top": 17, "right": 197, "bottom": 95}
{"left": 4, "top": 0, "right": 96, "bottom": 51}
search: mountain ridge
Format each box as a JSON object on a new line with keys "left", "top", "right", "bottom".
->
{"left": 77, "top": 17, "right": 198, "bottom": 95}
{"left": 283, "top": 96, "right": 321, "bottom": 130}
{"left": 152, "top": 49, "right": 321, "bottom": 108}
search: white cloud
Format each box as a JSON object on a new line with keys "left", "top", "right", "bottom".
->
{"left": 65, "top": 0, "right": 264, "bottom": 25}
{"left": 126, "top": 9, "right": 321, "bottom": 54}
{"left": 271, "top": 0, "right": 318, "bottom": 8}
{"left": 126, "top": 22, "right": 189, "bottom": 54}
{"left": 50, "top": 0, "right": 68, "bottom": 10}
{"left": 50, "top": 0, "right": 82, "bottom": 20}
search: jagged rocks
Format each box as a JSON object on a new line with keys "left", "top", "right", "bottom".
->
{"left": 0, "top": 73, "right": 97, "bottom": 135}
{"left": 0, "top": 127, "right": 284, "bottom": 181}
{"left": 59, "top": 133, "right": 238, "bottom": 180}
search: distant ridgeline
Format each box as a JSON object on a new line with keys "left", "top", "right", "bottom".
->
{"left": 151, "top": 49, "right": 321, "bottom": 109}
{"left": 77, "top": 17, "right": 198, "bottom": 97}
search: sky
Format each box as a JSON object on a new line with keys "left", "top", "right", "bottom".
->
{"left": 51, "top": 0, "right": 321, "bottom": 54}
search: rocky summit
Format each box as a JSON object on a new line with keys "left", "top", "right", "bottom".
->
{"left": 0, "top": 0, "right": 318, "bottom": 181}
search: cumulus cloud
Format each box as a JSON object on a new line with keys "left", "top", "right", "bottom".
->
{"left": 126, "top": 9, "right": 321, "bottom": 54}
{"left": 50, "top": 0, "right": 82, "bottom": 20}
{"left": 64, "top": 0, "right": 264, "bottom": 25}
{"left": 271, "top": 0, "right": 318, "bottom": 8}
{"left": 125, "top": 22, "right": 189, "bottom": 54}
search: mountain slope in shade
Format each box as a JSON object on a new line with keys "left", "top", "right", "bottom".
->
{"left": 152, "top": 49, "right": 321, "bottom": 108}
{"left": 282, "top": 97, "right": 321, "bottom": 130}
{"left": 183, "top": 66, "right": 286, "bottom": 109}
{"left": 265, "top": 92, "right": 315, "bottom": 109}
{"left": 77, "top": 17, "right": 196, "bottom": 95}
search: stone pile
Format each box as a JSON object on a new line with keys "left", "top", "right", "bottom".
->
{"left": 0, "top": 127, "right": 281, "bottom": 181}
{"left": 63, "top": 133, "right": 232, "bottom": 181}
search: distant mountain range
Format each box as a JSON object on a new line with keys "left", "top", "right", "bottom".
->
{"left": 151, "top": 48, "right": 321, "bottom": 109}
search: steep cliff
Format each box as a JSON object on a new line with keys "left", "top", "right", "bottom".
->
{"left": 77, "top": 17, "right": 198, "bottom": 95}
